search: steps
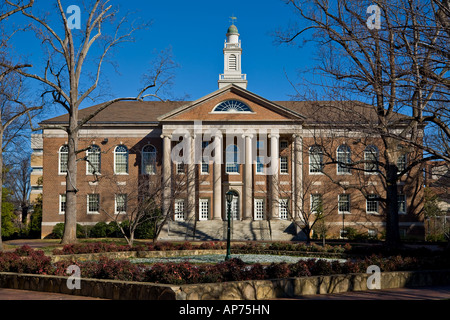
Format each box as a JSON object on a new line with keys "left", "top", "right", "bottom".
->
{"left": 158, "top": 219, "right": 299, "bottom": 241}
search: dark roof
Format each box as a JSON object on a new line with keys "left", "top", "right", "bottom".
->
{"left": 40, "top": 100, "right": 187, "bottom": 125}
{"left": 40, "top": 99, "right": 404, "bottom": 126}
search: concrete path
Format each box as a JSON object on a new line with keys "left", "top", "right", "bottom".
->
{"left": 0, "top": 288, "right": 105, "bottom": 300}
{"left": 294, "top": 285, "right": 450, "bottom": 300}
{"left": 1, "top": 286, "right": 450, "bottom": 300}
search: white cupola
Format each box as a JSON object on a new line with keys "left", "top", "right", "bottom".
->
{"left": 218, "top": 21, "right": 248, "bottom": 89}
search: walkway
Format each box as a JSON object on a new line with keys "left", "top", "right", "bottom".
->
{"left": 294, "top": 285, "right": 450, "bottom": 300}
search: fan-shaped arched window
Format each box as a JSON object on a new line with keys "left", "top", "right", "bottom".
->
{"left": 86, "top": 145, "right": 101, "bottom": 175}
{"left": 364, "top": 145, "right": 379, "bottom": 173}
{"left": 213, "top": 100, "right": 253, "bottom": 113}
{"left": 114, "top": 145, "right": 129, "bottom": 174}
{"left": 337, "top": 145, "right": 351, "bottom": 174}
{"left": 142, "top": 145, "right": 157, "bottom": 175}
{"left": 59, "top": 145, "right": 69, "bottom": 174}
{"left": 309, "top": 145, "right": 323, "bottom": 174}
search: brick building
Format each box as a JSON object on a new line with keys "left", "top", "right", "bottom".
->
{"left": 38, "top": 24, "right": 425, "bottom": 240}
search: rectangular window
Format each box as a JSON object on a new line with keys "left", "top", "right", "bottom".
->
{"left": 59, "top": 153, "right": 68, "bottom": 174}
{"left": 199, "top": 199, "right": 209, "bottom": 221}
{"left": 257, "top": 140, "right": 264, "bottom": 149}
{"left": 201, "top": 142, "right": 210, "bottom": 174}
{"left": 366, "top": 195, "right": 379, "bottom": 214}
{"left": 280, "top": 156, "right": 288, "bottom": 174}
{"left": 311, "top": 194, "right": 323, "bottom": 214}
{"left": 254, "top": 199, "right": 265, "bottom": 220}
{"left": 397, "top": 154, "right": 407, "bottom": 173}
{"left": 115, "top": 194, "right": 127, "bottom": 214}
{"left": 280, "top": 140, "right": 289, "bottom": 150}
{"left": 177, "top": 163, "right": 185, "bottom": 174}
{"left": 338, "top": 194, "right": 350, "bottom": 214}
{"left": 309, "top": 148, "right": 323, "bottom": 174}
{"left": 175, "top": 199, "right": 185, "bottom": 221}
{"left": 226, "top": 162, "right": 239, "bottom": 174}
{"left": 201, "top": 157, "right": 209, "bottom": 174}
{"left": 256, "top": 156, "right": 264, "bottom": 174}
{"left": 279, "top": 199, "right": 289, "bottom": 220}
{"left": 59, "top": 194, "right": 66, "bottom": 215}
{"left": 398, "top": 195, "right": 406, "bottom": 214}
{"left": 87, "top": 194, "right": 100, "bottom": 214}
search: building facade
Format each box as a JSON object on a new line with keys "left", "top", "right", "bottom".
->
{"left": 38, "top": 24, "right": 425, "bottom": 240}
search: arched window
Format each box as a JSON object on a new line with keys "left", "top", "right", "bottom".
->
{"left": 229, "top": 54, "right": 237, "bottom": 70}
{"left": 364, "top": 145, "right": 379, "bottom": 173}
{"left": 226, "top": 144, "right": 240, "bottom": 174}
{"left": 337, "top": 144, "right": 351, "bottom": 174}
{"left": 114, "top": 145, "right": 129, "bottom": 174}
{"left": 86, "top": 145, "right": 101, "bottom": 175}
{"left": 213, "top": 100, "right": 253, "bottom": 113}
{"left": 59, "top": 145, "right": 69, "bottom": 174}
{"left": 142, "top": 145, "right": 157, "bottom": 175}
{"left": 309, "top": 145, "right": 323, "bottom": 174}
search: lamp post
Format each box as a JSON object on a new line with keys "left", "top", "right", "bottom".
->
{"left": 225, "top": 191, "right": 234, "bottom": 261}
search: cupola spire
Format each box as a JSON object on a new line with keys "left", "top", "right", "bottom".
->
{"left": 218, "top": 17, "right": 248, "bottom": 89}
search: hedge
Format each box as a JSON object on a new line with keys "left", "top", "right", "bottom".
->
{"left": 3, "top": 245, "right": 450, "bottom": 285}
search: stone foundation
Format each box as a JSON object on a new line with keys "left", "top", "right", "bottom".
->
{"left": 1, "top": 269, "right": 450, "bottom": 300}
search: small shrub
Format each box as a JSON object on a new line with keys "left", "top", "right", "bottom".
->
{"left": 266, "top": 262, "right": 290, "bottom": 279}
{"left": 290, "top": 260, "right": 311, "bottom": 277}
{"left": 309, "top": 259, "right": 333, "bottom": 275}
{"left": 90, "top": 222, "right": 108, "bottom": 238}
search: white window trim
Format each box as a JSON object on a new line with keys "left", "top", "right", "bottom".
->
{"left": 338, "top": 194, "right": 351, "bottom": 214}
{"left": 114, "top": 145, "right": 129, "bottom": 175}
{"left": 279, "top": 198, "right": 289, "bottom": 220}
{"left": 366, "top": 195, "right": 379, "bottom": 215}
{"left": 310, "top": 194, "right": 323, "bottom": 214}
{"left": 199, "top": 199, "right": 209, "bottom": 221}
{"left": 254, "top": 198, "right": 265, "bottom": 221}
{"left": 58, "top": 145, "right": 69, "bottom": 176}
{"left": 256, "top": 156, "right": 265, "bottom": 175}
{"left": 280, "top": 156, "right": 289, "bottom": 175}
{"left": 87, "top": 194, "right": 100, "bottom": 215}
{"left": 59, "top": 194, "right": 66, "bottom": 215}
{"left": 398, "top": 194, "right": 407, "bottom": 214}
{"left": 337, "top": 145, "right": 352, "bottom": 175}
{"left": 86, "top": 145, "right": 101, "bottom": 176}
{"left": 309, "top": 147, "right": 324, "bottom": 175}
{"left": 115, "top": 194, "right": 127, "bottom": 215}
{"left": 142, "top": 145, "right": 157, "bottom": 175}
{"left": 174, "top": 199, "right": 185, "bottom": 221}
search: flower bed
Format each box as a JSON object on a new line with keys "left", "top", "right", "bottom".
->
{"left": 3, "top": 245, "right": 450, "bottom": 285}
{"left": 52, "top": 241, "right": 348, "bottom": 256}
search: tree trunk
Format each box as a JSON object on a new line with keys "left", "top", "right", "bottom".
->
{"left": 385, "top": 163, "right": 400, "bottom": 246}
{"left": 61, "top": 121, "right": 79, "bottom": 245}
{"left": 0, "top": 132, "right": 3, "bottom": 251}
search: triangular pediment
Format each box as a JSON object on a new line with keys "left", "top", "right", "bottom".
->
{"left": 158, "top": 84, "right": 305, "bottom": 122}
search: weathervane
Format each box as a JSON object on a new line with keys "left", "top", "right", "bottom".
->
{"left": 229, "top": 15, "right": 237, "bottom": 25}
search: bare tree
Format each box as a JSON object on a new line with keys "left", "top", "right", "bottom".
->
{"left": 3, "top": 1, "right": 175, "bottom": 245}
{"left": 276, "top": 0, "right": 448, "bottom": 246}
{"left": 4, "top": 155, "right": 31, "bottom": 225}
{"left": 0, "top": 0, "right": 38, "bottom": 251}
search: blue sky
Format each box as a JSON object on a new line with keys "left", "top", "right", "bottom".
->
{"left": 8, "top": 0, "right": 314, "bottom": 118}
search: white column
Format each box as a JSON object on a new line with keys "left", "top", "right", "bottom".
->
{"left": 243, "top": 133, "right": 253, "bottom": 220}
{"left": 213, "top": 134, "right": 223, "bottom": 220}
{"left": 161, "top": 134, "right": 172, "bottom": 218}
{"left": 269, "top": 134, "right": 280, "bottom": 220}
{"left": 187, "top": 134, "right": 196, "bottom": 222}
{"left": 293, "top": 134, "right": 303, "bottom": 221}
